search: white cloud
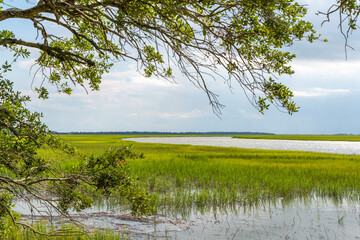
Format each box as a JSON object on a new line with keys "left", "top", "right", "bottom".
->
{"left": 292, "top": 60, "right": 360, "bottom": 78}
{"left": 127, "top": 113, "right": 139, "bottom": 117}
{"left": 103, "top": 70, "right": 176, "bottom": 88}
{"left": 23, "top": 65, "right": 181, "bottom": 111}
{"left": 288, "top": 59, "right": 360, "bottom": 93}
{"left": 18, "top": 58, "right": 36, "bottom": 70}
{"left": 76, "top": 118, "right": 107, "bottom": 130}
{"left": 293, "top": 88, "right": 350, "bottom": 97}
{"left": 158, "top": 109, "right": 207, "bottom": 119}
{"left": 238, "top": 109, "right": 263, "bottom": 120}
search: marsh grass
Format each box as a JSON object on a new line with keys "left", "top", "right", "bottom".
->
{"left": 2, "top": 216, "right": 128, "bottom": 240}
{"left": 49, "top": 135, "right": 360, "bottom": 216}
{"left": 6, "top": 134, "right": 360, "bottom": 238}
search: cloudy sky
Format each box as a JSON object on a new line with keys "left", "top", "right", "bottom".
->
{"left": 2, "top": 1, "right": 360, "bottom": 134}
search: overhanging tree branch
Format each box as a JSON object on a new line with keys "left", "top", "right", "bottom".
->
{"left": 1, "top": 0, "right": 318, "bottom": 114}
{"left": 0, "top": 38, "right": 95, "bottom": 66}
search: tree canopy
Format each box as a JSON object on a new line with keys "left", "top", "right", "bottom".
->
{"left": 1, "top": 0, "right": 359, "bottom": 236}
{"left": 0, "top": 0, "right": 325, "bottom": 114}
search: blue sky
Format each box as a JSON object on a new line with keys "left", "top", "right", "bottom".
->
{"left": 2, "top": 0, "right": 360, "bottom": 134}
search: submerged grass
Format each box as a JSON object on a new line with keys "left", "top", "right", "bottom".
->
{"left": 2, "top": 216, "right": 127, "bottom": 240}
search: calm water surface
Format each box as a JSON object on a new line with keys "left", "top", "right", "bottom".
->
{"left": 15, "top": 198, "right": 360, "bottom": 239}
{"left": 125, "top": 137, "right": 360, "bottom": 154}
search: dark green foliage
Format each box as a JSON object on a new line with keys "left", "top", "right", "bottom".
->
{"left": 86, "top": 147, "right": 142, "bottom": 194}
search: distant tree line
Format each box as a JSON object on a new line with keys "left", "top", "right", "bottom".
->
{"left": 55, "top": 131, "right": 275, "bottom": 135}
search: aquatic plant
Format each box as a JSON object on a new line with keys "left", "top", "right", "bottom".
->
{"left": 52, "top": 135, "right": 360, "bottom": 217}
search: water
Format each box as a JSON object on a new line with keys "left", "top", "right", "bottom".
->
{"left": 125, "top": 137, "right": 360, "bottom": 155}
{"left": 14, "top": 198, "right": 360, "bottom": 239}
{"left": 14, "top": 199, "right": 190, "bottom": 239}
{"left": 173, "top": 198, "right": 360, "bottom": 239}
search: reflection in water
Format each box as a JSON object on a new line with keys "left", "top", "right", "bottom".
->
{"left": 126, "top": 136, "right": 360, "bottom": 155}
{"left": 173, "top": 198, "right": 360, "bottom": 239}
{"left": 14, "top": 197, "right": 360, "bottom": 239}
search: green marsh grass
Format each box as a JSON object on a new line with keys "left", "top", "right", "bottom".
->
{"left": 51, "top": 135, "right": 360, "bottom": 216}
{"left": 7, "top": 134, "right": 360, "bottom": 238}
{"left": 2, "top": 216, "right": 128, "bottom": 240}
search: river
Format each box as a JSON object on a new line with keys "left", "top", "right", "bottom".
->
{"left": 125, "top": 136, "right": 360, "bottom": 154}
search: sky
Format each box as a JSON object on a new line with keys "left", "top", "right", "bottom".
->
{"left": 1, "top": 0, "right": 360, "bottom": 134}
